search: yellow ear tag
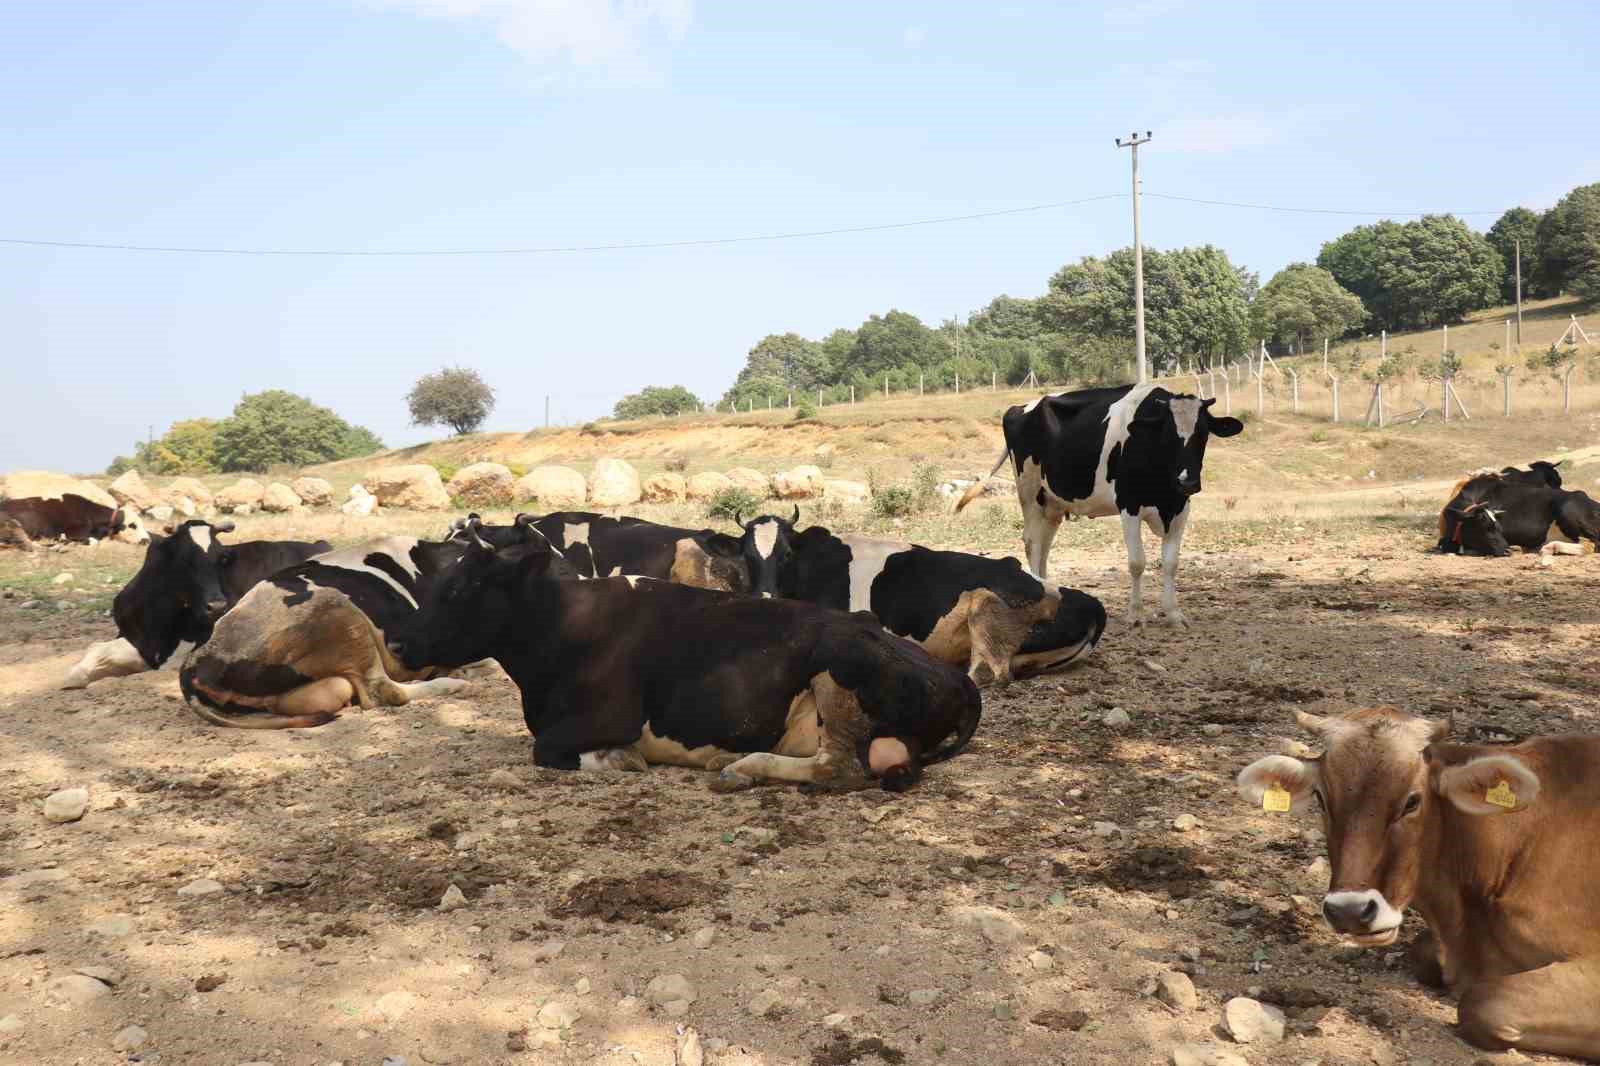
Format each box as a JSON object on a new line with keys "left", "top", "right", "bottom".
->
{"left": 1263, "top": 783, "right": 1292, "bottom": 813}
{"left": 1485, "top": 780, "right": 1517, "bottom": 810}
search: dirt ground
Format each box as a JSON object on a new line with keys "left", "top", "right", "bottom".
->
{"left": 3, "top": 496, "right": 1599, "bottom": 1066}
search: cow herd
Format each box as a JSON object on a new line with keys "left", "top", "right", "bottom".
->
{"left": 32, "top": 382, "right": 1600, "bottom": 1059}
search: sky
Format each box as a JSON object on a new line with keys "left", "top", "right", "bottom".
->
{"left": 3, "top": 0, "right": 1597, "bottom": 474}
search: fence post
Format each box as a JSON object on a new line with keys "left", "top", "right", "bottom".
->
{"left": 1222, "top": 370, "right": 1232, "bottom": 415}
{"left": 1288, "top": 367, "right": 1299, "bottom": 414}
{"left": 884, "top": 374, "right": 889, "bottom": 399}
{"left": 955, "top": 372, "right": 960, "bottom": 395}
{"left": 1255, "top": 368, "right": 1264, "bottom": 416}
{"left": 818, "top": 387, "right": 823, "bottom": 409}
{"left": 787, "top": 390, "right": 792, "bottom": 409}
{"left": 1378, "top": 382, "right": 1386, "bottom": 428}
{"left": 919, "top": 372, "right": 924, "bottom": 396}
{"left": 1501, "top": 372, "right": 1511, "bottom": 417}
{"left": 850, "top": 385, "right": 855, "bottom": 405}
{"left": 1442, "top": 374, "right": 1450, "bottom": 422}
{"left": 1329, "top": 373, "right": 1340, "bottom": 423}
{"left": 1381, "top": 329, "right": 1387, "bottom": 361}
{"left": 1193, "top": 373, "right": 1205, "bottom": 399}
{"left": 1564, "top": 365, "right": 1576, "bottom": 413}
{"left": 1323, "top": 337, "right": 1329, "bottom": 374}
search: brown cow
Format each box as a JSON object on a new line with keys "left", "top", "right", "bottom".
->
{"left": 1237, "top": 707, "right": 1600, "bottom": 1059}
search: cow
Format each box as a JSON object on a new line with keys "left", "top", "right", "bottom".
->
{"left": 1237, "top": 707, "right": 1600, "bottom": 1059}
{"left": 386, "top": 531, "right": 983, "bottom": 793}
{"left": 734, "top": 514, "right": 1106, "bottom": 685}
{"left": 0, "top": 494, "right": 148, "bottom": 547}
{"left": 955, "top": 384, "right": 1243, "bottom": 626}
{"left": 64, "top": 519, "right": 330, "bottom": 689}
{"left": 178, "top": 534, "right": 557, "bottom": 729}
{"left": 1436, "top": 476, "right": 1600, "bottom": 557}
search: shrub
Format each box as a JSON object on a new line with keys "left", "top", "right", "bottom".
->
{"left": 212, "top": 390, "right": 383, "bottom": 472}
{"left": 664, "top": 454, "right": 689, "bottom": 473}
{"left": 706, "top": 486, "right": 762, "bottom": 523}
{"left": 105, "top": 455, "right": 137, "bottom": 476}
{"left": 872, "top": 486, "right": 918, "bottom": 518}
{"left": 431, "top": 461, "right": 459, "bottom": 483}
{"left": 792, "top": 402, "right": 817, "bottom": 421}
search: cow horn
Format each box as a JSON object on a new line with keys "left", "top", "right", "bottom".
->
{"left": 734, "top": 510, "right": 744, "bottom": 528}
{"left": 1293, "top": 710, "right": 1332, "bottom": 735}
{"left": 465, "top": 515, "right": 493, "bottom": 551}
{"left": 1201, "top": 397, "right": 1217, "bottom": 408}
{"left": 790, "top": 505, "right": 800, "bottom": 525}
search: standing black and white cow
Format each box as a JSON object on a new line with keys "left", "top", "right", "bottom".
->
{"left": 956, "top": 384, "right": 1243, "bottom": 625}
{"left": 64, "top": 520, "right": 330, "bottom": 688}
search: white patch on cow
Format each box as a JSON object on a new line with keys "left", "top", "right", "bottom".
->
{"left": 752, "top": 519, "right": 779, "bottom": 559}
{"left": 1322, "top": 889, "right": 1404, "bottom": 937}
{"left": 308, "top": 536, "right": 423, "bottom": 608}
{"left": 1020, "top": 388, "right": 1073, "bottom": 414}
{"left": 188, "top": 525, "right": 213, "bottom": 552}
{"left": 624, "top": 575, "right": 644, "bottom": 588}
{"left": 563, "top": 522, "right": 590, "bottom": 549}
{"left": 608, "top": 565, "right": 622, "bottom": 577}
{"left": 839, "top": 535, "right": 910, "bottom": 612}
{"left": 1169, "top": 395, "right": 1202, "bottom": 445}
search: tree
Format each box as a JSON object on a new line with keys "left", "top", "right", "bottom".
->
{"left": 613, "top": 384, "right": 702, "bottom": 420}
{"left": 845, "top": 310, "right": 947, "bottom": 377}
{"left": 407, "top": 367, "right": 495, "bottom": 436}
{"left": 1320, "top": 217, "right": 1500, "bottom": 330}
{"left": 135, "top": 418, "right": 221, "bottom": 474}
{"left": 1486, "top": 207, "right": 1545, "bottom": 301}
{"left": 1536, "top": 182, "right": 1600, "bottom": 300}
{"left": 212, "top": 390, "right": 384, "bottom": 472}
{"left": 1250, "top": 264, "right": 1367, "bottom": 352}
{"left": 1317, "top": 221, "right": 1401, "bottom": 328}
{"left": 720, "top": 333, "right": 831, "bottom": 409}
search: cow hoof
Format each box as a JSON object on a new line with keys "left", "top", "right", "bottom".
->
{"left": 710, "top": 770, "right": 756, "bottom": 793}
{"left": 61, "top": 669, "right": 89, "bottom": 691}
{"left": 704, "top": 753, "right": 741, "bottom": 772}
{"left": 1165, "top": 612, "right": 1188, "bottom": 627}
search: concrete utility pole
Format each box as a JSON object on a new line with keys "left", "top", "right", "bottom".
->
{"left": 1116, "top": 130, "right": 1153, "bottom": 384}
{"left": 1514, "top": 238, "right": 1524, "bottom": 345}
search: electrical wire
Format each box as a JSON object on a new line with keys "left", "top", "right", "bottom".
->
{"left": 1144, "top": 192, "right": 1501, "bottom": 217}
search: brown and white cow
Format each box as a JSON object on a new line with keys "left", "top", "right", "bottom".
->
{"left": 1237, "top": 707, "right": 1600, "bottom": 1058}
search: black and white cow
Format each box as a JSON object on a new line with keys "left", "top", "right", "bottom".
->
{"left": 65, "top": 520, "right": 330, "bottom": 689}
{"left": 956, "top": 384, "right": 1243, "bottom": 626}
{"left": 387, "top": 534, "right": 982, "bottom": 792}
{"left": 736, "top": 516, "right": 1106, "bottom": 685}
{"left": 1437, "top": 475, "right": 1600, "bottom": 557}
{"left": 179, "top": 533, "right": 562, "bottom": 728}
{"left": 0, "top": 493, "right": 148, "bottom": 547}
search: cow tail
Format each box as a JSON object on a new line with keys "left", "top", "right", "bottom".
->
{"left": 921, "top": 677, "right": 982, "bottom": 767}
{"left": 955, "top": 448, "right": 1012, "bottom": 513}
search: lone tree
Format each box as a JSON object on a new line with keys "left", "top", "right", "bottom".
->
{"left": 614, "top": 384, "right": 702, "bottom": 419}
{"left": 407, "top": 367, "right": 495, "bottom": 435}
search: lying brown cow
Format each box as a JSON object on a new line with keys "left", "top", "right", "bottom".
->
{"left": 1237, "top": 706, "right": 1600, "bottom": 1059}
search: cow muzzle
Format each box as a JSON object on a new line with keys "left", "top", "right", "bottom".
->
{"left": 204, "top": 598, "right": 229, "bottom": 622}
{"left": 1176, "top": 476, "right": 1201, "bottom": 496}
{"left": 1321, "top": 890, "right": 1402, "bottom": 944}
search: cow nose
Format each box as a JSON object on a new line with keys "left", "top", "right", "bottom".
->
{"left": 1322, "top": 894, "right": 1380, "bottom": 931}
{"left": 204, "top": 598, "right": 229, "bottom": 621}
{"left": 1177, "top": 476, "right": 1201, "bottom": 494}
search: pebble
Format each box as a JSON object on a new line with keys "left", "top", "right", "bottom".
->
{"left": 531, "top": 940, "right": 565, "bottom": 961}
{"left": 1103, "top": 707, "right": 1132, "bottom": 731}
{"left": 1141, "top": 658, "right": 1167, "bottom": 673}
{"left": 53, "top": 572, "right": 75, "bottom": 584}
{"left": 46, "top": 974, "right": 111, "bottom": 1006}
{"left": 487, "top": 768, "right": 522, "bottom": 789}
{"left": 1091, "top": 821, "right": 1120, "bottom": 838}
{"left": 1156, "top": 972, "right": 1198, "bottom": 1011}
{"left": 0, "top": 1015, "right": 22, "bottom": 1035}
{"left": 822, "top": 1012, "right": 849, "bottom": 1028}
{"left": 691, "top": 927, "right": 717, "bottom": 949}
{"left": 1304, "top": 856, "right": 1331, "bottom": 887}
{"left": 749, "top": 988, "right": 784, "bottom": 1017}
{"left": 420, "top": 1046, "right": 450, "bottom": 1064}
{"left": 177, "top": 878, "right": 224, "bottom": 897}
{"left": 645, "top": 973, "right": 697, "bottom": 1014}
{"left": 1201, "top": 724, "right": 1225, "bottom": 737}
{"left": 1171, "top": 1045, "right": 1250, "bottom": 1066}
{"left": 677, "top": 1029, "right": 704, "bottom": 1066}
{"left": 1172, "top": 813, "right": 1200, "bottom": 832}
{"left": 1222, "top": 997, "right": 1286, "bottom": 1044}
{"left": 906, "top": 988, "right": 942, "bottom": 1006}
{"left": 43, "top": 787, "right": 89, "bottom": 823}
{"left": 537, "top": 1000, "right": 580, "bottom": 1030}
{"left": 1027, "top": 950, "right": 1054, "bottom": 972}
{"left": 89, "top": 913, "right": 136, "bottom": 938}
{"left": 111, "top": 1025, "right": 149, "bottom": 1052}
{"left": 952, "top": 905, "right": 1025, "bottom": 944}
{"left": 18, "top": 600, "right": 40, "bottom": 610}
{"left": 374, "top": 990, "right": 417, "bottom": 1022}
{"left": 381, "top": 1058, "right": 408, "bottom": 1066}
{"left": 574, "top": 977, "right": 591, "bottom": 995}
{"left": 438, "top": 884, "right": 467, "bottom": 911}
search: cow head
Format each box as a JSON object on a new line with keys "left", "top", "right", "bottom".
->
{"left": 737, "top": 507, "right": 800, "bottom": 598}
{"left": 112, "top": 519, "right": 237, "bottom": 668}
{"left": 1236, "top": 708, "right": 1539, "bottom": 947}
{"left": 1449, "top": 502, "right": 1511, "bottom": 556}
{"left": 107, "top": 508, "right": 152, "bottom": 545}
{"left": 1131, "top": 392, "right": 1244, "bottom": 498}
{"left": 1011, "top": 588, "right": 1107, "bottom": 677}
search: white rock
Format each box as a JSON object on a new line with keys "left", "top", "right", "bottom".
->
{"left": 588, "top": 459, "right": 642, "bottom": 508}
{"left": 574, "top": 977, "right": 591, "bottom": 996}
{"left": 1172, "top": 813, "right": 1200, "bottom": 832}
{"left": 111, "top": 1024, "right": 148, "bottom": 1051}
{"left": 1092, "top": 821, "right": 1120, "bottom": 838}
{"left": 530, "top": 940, "right": 565, "bottom": 961}
{"left": 645, "top": 973, "right": 697, "bottom": 1009}
{"left": 177, "top": 878, "right": 224, "bottom": 897}
{"left": 438, "top": 884, "right": 468, "bottom": 911}
{"left": 906, "top": 988, "right": 942, "bottom": 1006}
{"left": 684, "top": 471, "right": 733, "bottom": 501}
{"left": 677, "top": 1028, "right": 704, "bottom": 1066}
{"left": 52, "top": 572, "right": 75, "bottom": 585}
{"left": 952, "top": 905, "right": 1026, "bottom": 944}
{"left": 0, "top": 1015, "right": 23, "bottom": 1035}
{"left": 341, "top": 492, "right": 379, "bottom": 517}
{"left": 365, "top": 465, "right": 451, "bottom": 511}
{"left": 1201, "top": 724, "right": 1225, "bottom": 737}
{"left": 1156, "top": 972, "right": 1198, "bottom": 1011}
{"left": 691, "top": 927, "right": 717, "bottom": 949}
{"left": 1027, "top": 950, "right": 1054, "bottom": 972}
{"left": 1103, "top": 707, "right": 1132, "bottom": 731}
{"left": 515, "top": 467, "right": 586, "bottom": 509}
{"left": 537, "top": 1000, "right": 580, "bottom": 1030}
{"left": 822, "top": 1012, "right": 850, "bottom": 1028}
{"left": 748, "top": 989, "right": 784, "bottom": 1017}
{"left": 374, "top": 990, "right": 417, "bottom": 1022}
{"left": 1171, "top": 1045, "right": 1250, "bottom": 1066}
{"left": 1222, "top": 997, "right": 1286, "bottom": 1044}
{"left": 46, "top": 973, "right": 111, "bottom": 1006}
{"left": 43, "top": 787, "right": 89, "bottom": 823}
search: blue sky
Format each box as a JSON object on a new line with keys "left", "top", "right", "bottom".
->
{"left": 3, "top": 0, "right": 1596, "bottom": 473}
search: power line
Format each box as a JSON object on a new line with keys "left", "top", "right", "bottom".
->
{"left": 1144, "top": 192, "right": 1501, "bottom": 217}
{"left": 0, "top": 194, "right": 1127, "bottom": 257}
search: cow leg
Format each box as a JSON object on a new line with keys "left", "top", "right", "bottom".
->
{"left": 712, "top": 673, "right": 870, "bottom": 792}
{"left": 1457, "top": 960, "right": 1600, "bottom": 1059}
{"left": 274, "top": 677, "right": 356, "bottom": 718}
{"left": 63, "top": 637, "right": 148, "bottom": 689}
{"left": 368, "top": 675, "right": 471, "bottom": 706}
{"left": 1022, "top": 507, "right": 1062, "bottom": 581}
{"left": 1156, "top": 507, "right": 1190, "bottom": 626}
{"left": 578, "top": 748, "right": 649, "bottom": 772}
{"left": 964, "top": 589, "right": 1028, "bottom": 687}
{"left": 1120, "top": 512, "right": 1148, "bottom": 625}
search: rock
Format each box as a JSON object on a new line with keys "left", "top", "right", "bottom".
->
{"left": 1171, "top": 1045, "right": 1250, "bottom": 1066}
{"left": 1222, "top": 997, "right": 1286, "bottom": 1044}
{"left": 588, "top": 459, "right": 642, "bottom": 507}
{"left": 146, "top": 504, "right": 175, "bottom": 522}
{"left": 89, "top": 913, "right": 136, "bottom": 938}
{"left": 515, "top": 466, "right": 587, "bottom": 508}
{"left": 645, "top": 973, "right": 697, "bottom": 1012}
{"left": 380, "top": 1059, "right": 408, "bottom": 1066}
{"left": 952, "top": 905, "right": 1026, "bottom": 944}
{"left": 772, "top": 465, "right": 825, "bottom": 499}
{"left": 1172, "top": 813, "right": 1200, "bottom": 832}
{"left": 375, "top": 990, "right": 417, "bottom": 1022}
{"left": 0, "top": 471, "right": 118, "bottom": 512}
{"left": 676, "top": 1028, "right": 704, "bottom": 1066}
{"left": 177, "top": 878, "right": 224, "bottom": 897}
{"left": 823, "top": 479, "right": 871, "bottom": 503}
{"left": 574, "top": 977, "right": 591, "bottom": 995}
{"left": 487, "top": 768, "right": 522, "bottom": 790}
{"left": 0, "top": 1015, "right": 22, "bottom": 1035}
{"left": 2, "top": 868, "right": 71, "bottom": 891}
{"left": 1156, "top": 972, "right": 1198, "bottom": 1011}
{"left": 822, "top": 1012, "right": 849, "bottom": 1028}
{"left": 52, "top": 572, "right": 75, "bottom": 585}
{"left": 215, "top": 479, "right": 265, "bottom": 513}
{"left": 438, "top": 884, "right": 468, "bottom": 911}
{"left": 45, "top": 973, "right": 111, "bottom": 1006}
{"left": 341, "top": 488, "right": 378, "bottom": 517}
{"left": 75, "top": 965, "right": 120, "bottom": 985}
{"left": 1092, "top": 821, "right": 1120, "bottom": 838}
{"left": 109, "top": 469, "right": 160, "bottom": 512}
{"left": 260, "top": 482, "right": 304, "bottom": 513}
{"left": 366, "top": 466, "right": 452, "bottom": 511}
{"left": 530, "top": 940, "right": 565, "bottom": 961}
{"left": 111, "top": 1024, "right": 148, "bottom": 1051}
{"left": 748, "top": 989, "right": 784, "bottom": 1017}
{"left": 1103, "top": 707, "right": 1132, "bottom": 731}
{"left": 538, "top": 999, "right": 580, "bottom": 1029}
{"left": 291, "top": 476, "right": 333, "bottom": 506}
{"left": 1201, "top": 723, "right": 1225, "bottom": 737}
{"left": 724, "top": 467, "right": 771, "bottom": 498}
{"left": 642, "top": 472, "right": 688, "bottom": 503}
{"left": 420, "top": 1047, "right": 451, "bottom": 1065}
{"left": 906, "top": 988, "right": 942, "bottom": 1007}
{"left": 691, "top": 927, "right": 717, "bottom": 949}
{"left": 166, "top": 476, "right": 215, "bottom": 508}
{"left": 1303, "top": 856, "right": 1331, "bottom": 889}
{"left": 1030, "top": 1008, "right": 1090, "bottom": 1032}
{"left": 446, "top": 463, "right": 515, "bottom": 504}
{"left": 1027, "top": 950, "right": 1054, "bottom": 972}
{"left": 684, "top": 471, "right": 733, "bottom": 501}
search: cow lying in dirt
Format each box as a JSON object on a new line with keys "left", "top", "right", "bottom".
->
{"left": 179, "top": 535, "right": 544, "bottom": 728}
{"left": 1437, "top": 463, "right": 1600, "bottom": 557}
{"left": 1238, "top": 707, "right": 1600, "bottom": 1058}
{"left": 388, "top": 528, "right": 982, "bottom": 792}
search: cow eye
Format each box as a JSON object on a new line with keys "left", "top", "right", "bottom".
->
{"left": 1401, "top": 792, "right": 1423, "bottom": 817}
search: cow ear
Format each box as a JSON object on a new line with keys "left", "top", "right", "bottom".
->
{"left": 1435, "top": 753, "right": 1540, "bottom": 815}
{"left": 1237, "top": 755, "right": 1319, "bottom": 813}
{"left": 1208, "top": 416, "right": 1245, "bottom": 438}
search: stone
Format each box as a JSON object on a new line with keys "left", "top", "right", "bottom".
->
{"left": 1027, "top": 950, "right": 1054, "bottom": 972}
{"left": 45, "top": 973, "right": 111, "bottom": 1006}
{"left": 0, "top": 471, "right": 117, "bottom": 512}
{"left": 574, "top": 977, "right": 591, "bottom": 995}
{"left": 684, "top": 471, "right": 733, "bottom": 501}
{"left": 1156, "top": 972, "right": 1198, "bottom": 1011}
{"left": 676, "top": 1029, "right": 704, "bottom": 1066}
{"left": 1303, "top": 856, "right": 1331, "bottom": 889}
{"left": 146, "top": 504, "right": 174, "bottom": 522}
{"left": 530, "top": 940, "right": 565, "bottom": 961}
{"left": 341, "top": 489, "right": 378, "bottom": 517}
{"left": 515, "top": 466, "right": 587, "bottom": 508}
{"left": 167, "top": 476, "right": 215, "bottom": 508}
{"left": 645, "top": 973, "right": 697, "bottom": 1011}
{"left": 215, "top": 479, "right": 265, "bottom": 513}
{"left": 538, "top": 1000, "right": 580, "bottom": 1029}
{"left": 822, "top": 1012, "right": 849, "bottom": 1028}
{"left": 420, "top": 1047, "right": 450, "bottom": 1065}
{"left": 1222, "top": 997, "right": 1286, "bottom": 1044}
{"left": 724, "top": 467, "right": 771, "bottom": 498}
{"left": 42, "top": 785, "right": 88, "bottom": 824}
{"left": 1171, "top": 1045, "right": 1250, "bottom": 1066}
{"left": 748, "top": 988, "right": 784, "bottom": 1017}
{"left": 772, "top": 465, "right": 825, "bottom": 499}
{"left": 177, "top": 878, "right": 224, "bottom": 897}
{"left": 365, "top": 466, "right": 452, "bottom": 511}
{"left": 642, "top": 472, "right": 687, "bottom": 503}
{"left": 52, "top": 572, "right": 75, "bottom": 585}
{"left": 438, "top": 884, "right": 468, "bottom": 911}
{"left": 588, "top": 459, "right": 642, "bottom": 507}
{"left": 487, "top": 768, "right": 522, "bottom": 790}
{"left": 375, "top": 990, "right": 417, "bottom": 1022}
{"left": 1092, "top": 821, "right": 1120, "bottom": 838}
{"left": 0, "top": 1015, "right": 22, "bottom": 1035}
{"left": 1201, "top": 723, "right": 1225, "bottom": 737}
{"left": 1172, "top": 813, "right": 1200, "bottom": 832}
{"left": 446, "top": 463, "right": 515, "bottom": 504}
{"left": 691, "top": 927, "right": 717, "bottom": 949}
{"left": 906, "top": 988, "right": 942, "bottom": 1007}
{"left": 89, "top": 913, "right": 136, "bottom": 938}
{"left": 823, "top": 479, "right": 870, "bottom": 503}
{"left": 260, "top": 483, "right": 303, "bottom": 513}
{"left": 75, "top": 966, "right": 120, "bottom": 985}
{"left": 291, "top": 477, "right": 333, "bottom": 506}
{"left": 111, "top": 1024, "right": 148, "bottom": 1051}
{"left": 109, "top": 469, "right": 160, "bottom": 512}
{"left": 2, "top": 867, "right": 71, "bottom": 891}
{"left": 952, "top": 905, "right": 1025, "bottom": 944}
{"left": 1103, "top": 707, "right": 1132, "bottom": 730}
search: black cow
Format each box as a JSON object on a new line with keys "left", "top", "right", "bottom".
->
{"left": 64, "top": 520, "right": 330, "bottom": 689}
{"left": 387, "top": 536, "right": 982, "bottom": 792}
{"left": 1497, "top": 460, "right": 1564, "bottom": 489}
{"left": 0, "top": 494, "right": 147, "bottom": 547}
{"left": 179, "top": 533, "right": 556, "bottom": 728}
{"left": 1437, "top": 477, "right": 1600, "bottom": 557}
{"left": 736, "top": 516, "right": 1106, "bottom": 685}
{"left": 956, "top": 384, "right": 1243, "bottom": 625}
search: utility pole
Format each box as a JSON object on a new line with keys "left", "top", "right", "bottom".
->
{"left": 1514, "top": 238, "right": 1523, "bottom": 345}
{"left": 1116, "top": 130, "right": 1153, "bottom": 384}
{"left": 544, "top": 395, "right": 549, "bottom": 428}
